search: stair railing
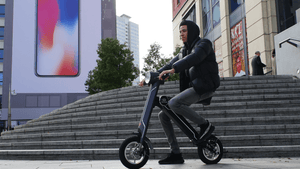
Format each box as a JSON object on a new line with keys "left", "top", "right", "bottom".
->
{"left": 279, "top": 38, "right": 300, "bottom": 48}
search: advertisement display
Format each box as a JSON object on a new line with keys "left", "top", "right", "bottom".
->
{"left": 231, "top": 20, "right": 246, "bottom": 77}
{"left": 11, "top": 0, "right": 102, "bottom": 93}
{"left": 36, "top": 0, "right": 79, "bottom": 76}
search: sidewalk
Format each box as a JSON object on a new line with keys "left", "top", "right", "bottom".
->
{"left": 0, "top": 158, "right": 299, "bottom": 169}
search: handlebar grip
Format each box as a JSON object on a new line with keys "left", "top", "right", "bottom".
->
{"left": 161, "top": 73, "right": 170, "bottom": 81}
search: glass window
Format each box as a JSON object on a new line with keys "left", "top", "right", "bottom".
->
{"left": 0, "top": 49, "right": 3, "bottom": 59}
{"left": 276, "top": 0, "right": 300, "bottom": 32}
{"left": 184, "top": 6, "right": 196, "bottom": 22}
{"left": 0, "top": 6, "right": 4, "bottom": 17}
{"left": 0, "top": 27, "right": 4, "bottom": 40}
{"left": 230, "top": 0, "right": 244, "bottom": 13}
{"left": 212, "top": 0, "right": 218, "bottom": 6}
{"left": 202, "top": 0, "right": 210, "bottom": 14}
{"left": 0, "top": 73, "right": 3, "bottom": 85}
{"left": 212, "top": 2, "right": 220, "bottom": 27}
{"left": 203, "top": 12, "right": 212, "bottom": 35}
{"left": 203, "top": 0, "right": 220, "bottom": 36}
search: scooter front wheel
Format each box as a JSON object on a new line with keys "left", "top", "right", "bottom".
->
{"left": 119, "top": 135, "right": 150, "bottom": 169}
{"left": 197, "top": 135, "right": 223, "bottom": 164}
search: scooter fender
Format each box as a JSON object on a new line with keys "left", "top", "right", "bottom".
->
{"left": 132, "top": 133, "right": 154, "bottom": 150}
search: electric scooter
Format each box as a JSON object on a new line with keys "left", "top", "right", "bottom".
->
{"left": 119, "top": 72, "right": 223, "bottom": 169}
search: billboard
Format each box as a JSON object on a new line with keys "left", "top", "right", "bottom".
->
{"left": 231, "top": 20, "right": 246, "bottom": 77}
{"left": 36, "top": 0, "right": 79, "bottom": 77}
{"left": 11, "top": 0, "right": 102, "bottom": 93}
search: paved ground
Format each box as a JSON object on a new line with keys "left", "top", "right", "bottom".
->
{"left": 0, "top": 158, "right": 299, "bottom": 169}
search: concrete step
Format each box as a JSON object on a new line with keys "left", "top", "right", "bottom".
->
{"left": 4, "top": 118, "right": 300, "bottom": 137}
{"left": 0, "top": 133, "right": 299, "bottom": 150}
{"left": 12, "top": 109, "right": 300, "bottom": 132}
{"left": 30, "top": 78, "right": 300, "bottom": 120}
{"left": 0, "top": 145, "right": 299, "bottom": 160}
{"left": 14, "top": 95, "right": 300, "bottom": 129}
{"left": 25, "top": 106, "right": 300, "bottom": 127}
{"left": 29, "top": 99, "right": 300, "bottom": 125}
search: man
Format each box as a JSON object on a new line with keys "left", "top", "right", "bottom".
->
{"left": 251, "top": 51, "right": 266, "bottom": 75}
{"left": 139, "top": 20, "right": 220, "bottom": 164}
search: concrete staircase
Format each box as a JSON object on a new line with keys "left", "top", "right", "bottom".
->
{"left": 0, "top": 75, "right": 300, "bottom": 160}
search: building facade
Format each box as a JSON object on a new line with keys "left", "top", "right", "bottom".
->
{"left": 172, "top": 0, "right": 300, "bottom": 78}
{"left": 116, "top": 14, "right": 140, "bottom": 85}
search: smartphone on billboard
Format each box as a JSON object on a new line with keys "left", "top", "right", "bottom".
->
{"left": 36, "top": 0, "right": 79, "bottom": 77}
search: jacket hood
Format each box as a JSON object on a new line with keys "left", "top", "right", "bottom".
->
{"left": 179, "top": 20, "right": 200, "bottom": 49}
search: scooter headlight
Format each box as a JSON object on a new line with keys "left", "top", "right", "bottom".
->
{"left": 145, "top": 72, "right": 159, "bottom": 84}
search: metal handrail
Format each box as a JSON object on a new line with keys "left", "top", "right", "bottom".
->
{"left": 279, "top": 38, "right": 300, "bottom": 48}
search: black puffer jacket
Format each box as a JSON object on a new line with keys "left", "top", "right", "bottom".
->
{"left": 158, "top": 20, "right": 220, "bottom": 95}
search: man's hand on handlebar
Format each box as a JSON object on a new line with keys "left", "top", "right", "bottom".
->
{"left": 139, "top": 79, "right": 145, "bottom": 87}
{"left": 159, "top": 68, "right": 175, "bottom": 80}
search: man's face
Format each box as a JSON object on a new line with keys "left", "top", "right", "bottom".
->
{"left": 180, "top": 25, "right": 188, "bottom": 43}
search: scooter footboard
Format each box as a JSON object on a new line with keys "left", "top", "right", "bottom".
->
{"left": 159, "top": 96, "right": 199, "bottom": 141}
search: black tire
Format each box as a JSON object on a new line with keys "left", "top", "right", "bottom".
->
{"left": 198, "top": 135, "right": 223, "bottom": 164}
{"left": 119, "top": 136, "right": 150, "bottom": 169}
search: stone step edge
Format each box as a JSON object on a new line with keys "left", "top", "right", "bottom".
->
{"left": 4, "top": 123, "right": 300, "bottom": 137}
{"left": 25, "top": 106, "right": 300, "bottom": 126}
{"left": 15, "top": 114, "right": 300, "bottom": 131}
{"left": 11, "top": 114, "right": 300, "bottom": 132}
{"left": 0, "top": 145, "right": 299, "bottom": 154}
{"left": 35, "top": 99, "right": 300, "bottom": 122}
{"left": 1, "top": 133, "right": 300, "bottom": 146}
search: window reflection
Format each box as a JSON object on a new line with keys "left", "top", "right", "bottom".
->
{"left": 202, "top": 0, "right": 210, "bottom": 14}
{"left": 212, "top": 0, "right": 218, "bottom": 6}
{"left": 0, "top": 6, "right": 4, "bottom": 17}
{"left": 213, "top": 2, "right": 220, "bottom": 27}
{"left": 184, "top": 6, "right": 196, "bottom": 22}
{"left": 203, "top": 12, "right": 212, "bottom": 36}
{"left": 202, "top": 0, "right": 220, "bottom": 36}
{"left": 230, "top": 0, "right": 244, "bottom": 13}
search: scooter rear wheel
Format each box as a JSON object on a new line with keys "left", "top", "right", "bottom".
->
{"left": 119, "top": 135, "right": 149, "bottom": 169}
{"left": 197, "top": 135, "right": 223, "bottom": 164}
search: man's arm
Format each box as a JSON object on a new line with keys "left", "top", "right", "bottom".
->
{"left": 172, "top": 39, "right": 213, "bottom": 73}
{"left": 157, "top": 53, "right": 179, "bottom": 73}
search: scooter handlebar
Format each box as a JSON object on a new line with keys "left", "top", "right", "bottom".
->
{"left": 145, "top": 72, "right": 169, "bottom": 84}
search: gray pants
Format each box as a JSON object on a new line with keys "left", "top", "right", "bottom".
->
{"left": 158, "top": 87, "right": 207, "bottom": 154}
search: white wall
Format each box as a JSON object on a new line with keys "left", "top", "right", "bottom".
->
{"left": 274, "top": 22, "right": 300, "bottom": 78}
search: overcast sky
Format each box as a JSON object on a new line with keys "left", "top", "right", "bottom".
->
{"left": 115, "top": 0, "right": 174, "bottom": 72}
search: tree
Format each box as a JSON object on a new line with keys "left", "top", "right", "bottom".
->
{"left": 141, "top": 42, "right": 162, "bottom": 76}
{"left": 141, "top": 43, "right": 180, "bottom": 81}
{"left": 85, "top": 38, "right": 139, "bottom": 94}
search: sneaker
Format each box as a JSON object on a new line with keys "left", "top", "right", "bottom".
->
{"left": 199, "top": 120, "right": 215, "bottom": 140}
{"left": 158, "top": 152, "right": 184, "bottom": 164}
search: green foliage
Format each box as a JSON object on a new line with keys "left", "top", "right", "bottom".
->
{"left": 85, "top": 38, "right": 139, "bottom": 94}
{"left": 141, "top": 43, "right": 181, "bottom": 81}
{"left": 141, "top": 42, "right": 162, "bottom": 76}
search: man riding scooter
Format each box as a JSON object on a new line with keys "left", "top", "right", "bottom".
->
{"left": 139, "top": 20, "right": 220, "bottom": 165}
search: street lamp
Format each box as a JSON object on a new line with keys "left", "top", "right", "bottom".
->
{"left": 7, "top": 83, "right": 16, "bottom": 131}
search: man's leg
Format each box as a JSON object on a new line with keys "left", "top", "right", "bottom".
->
{"left": 158, "top": 111, "right": 184, "bottom": 164}
{"left": 168, "top": 88, "right": 214, "bottom": 140}
{"left": 158, "top": 111, "right": 180, "bottom": 154}
{"left": 168, "top": 88, "right": 206, "bottom": 124}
